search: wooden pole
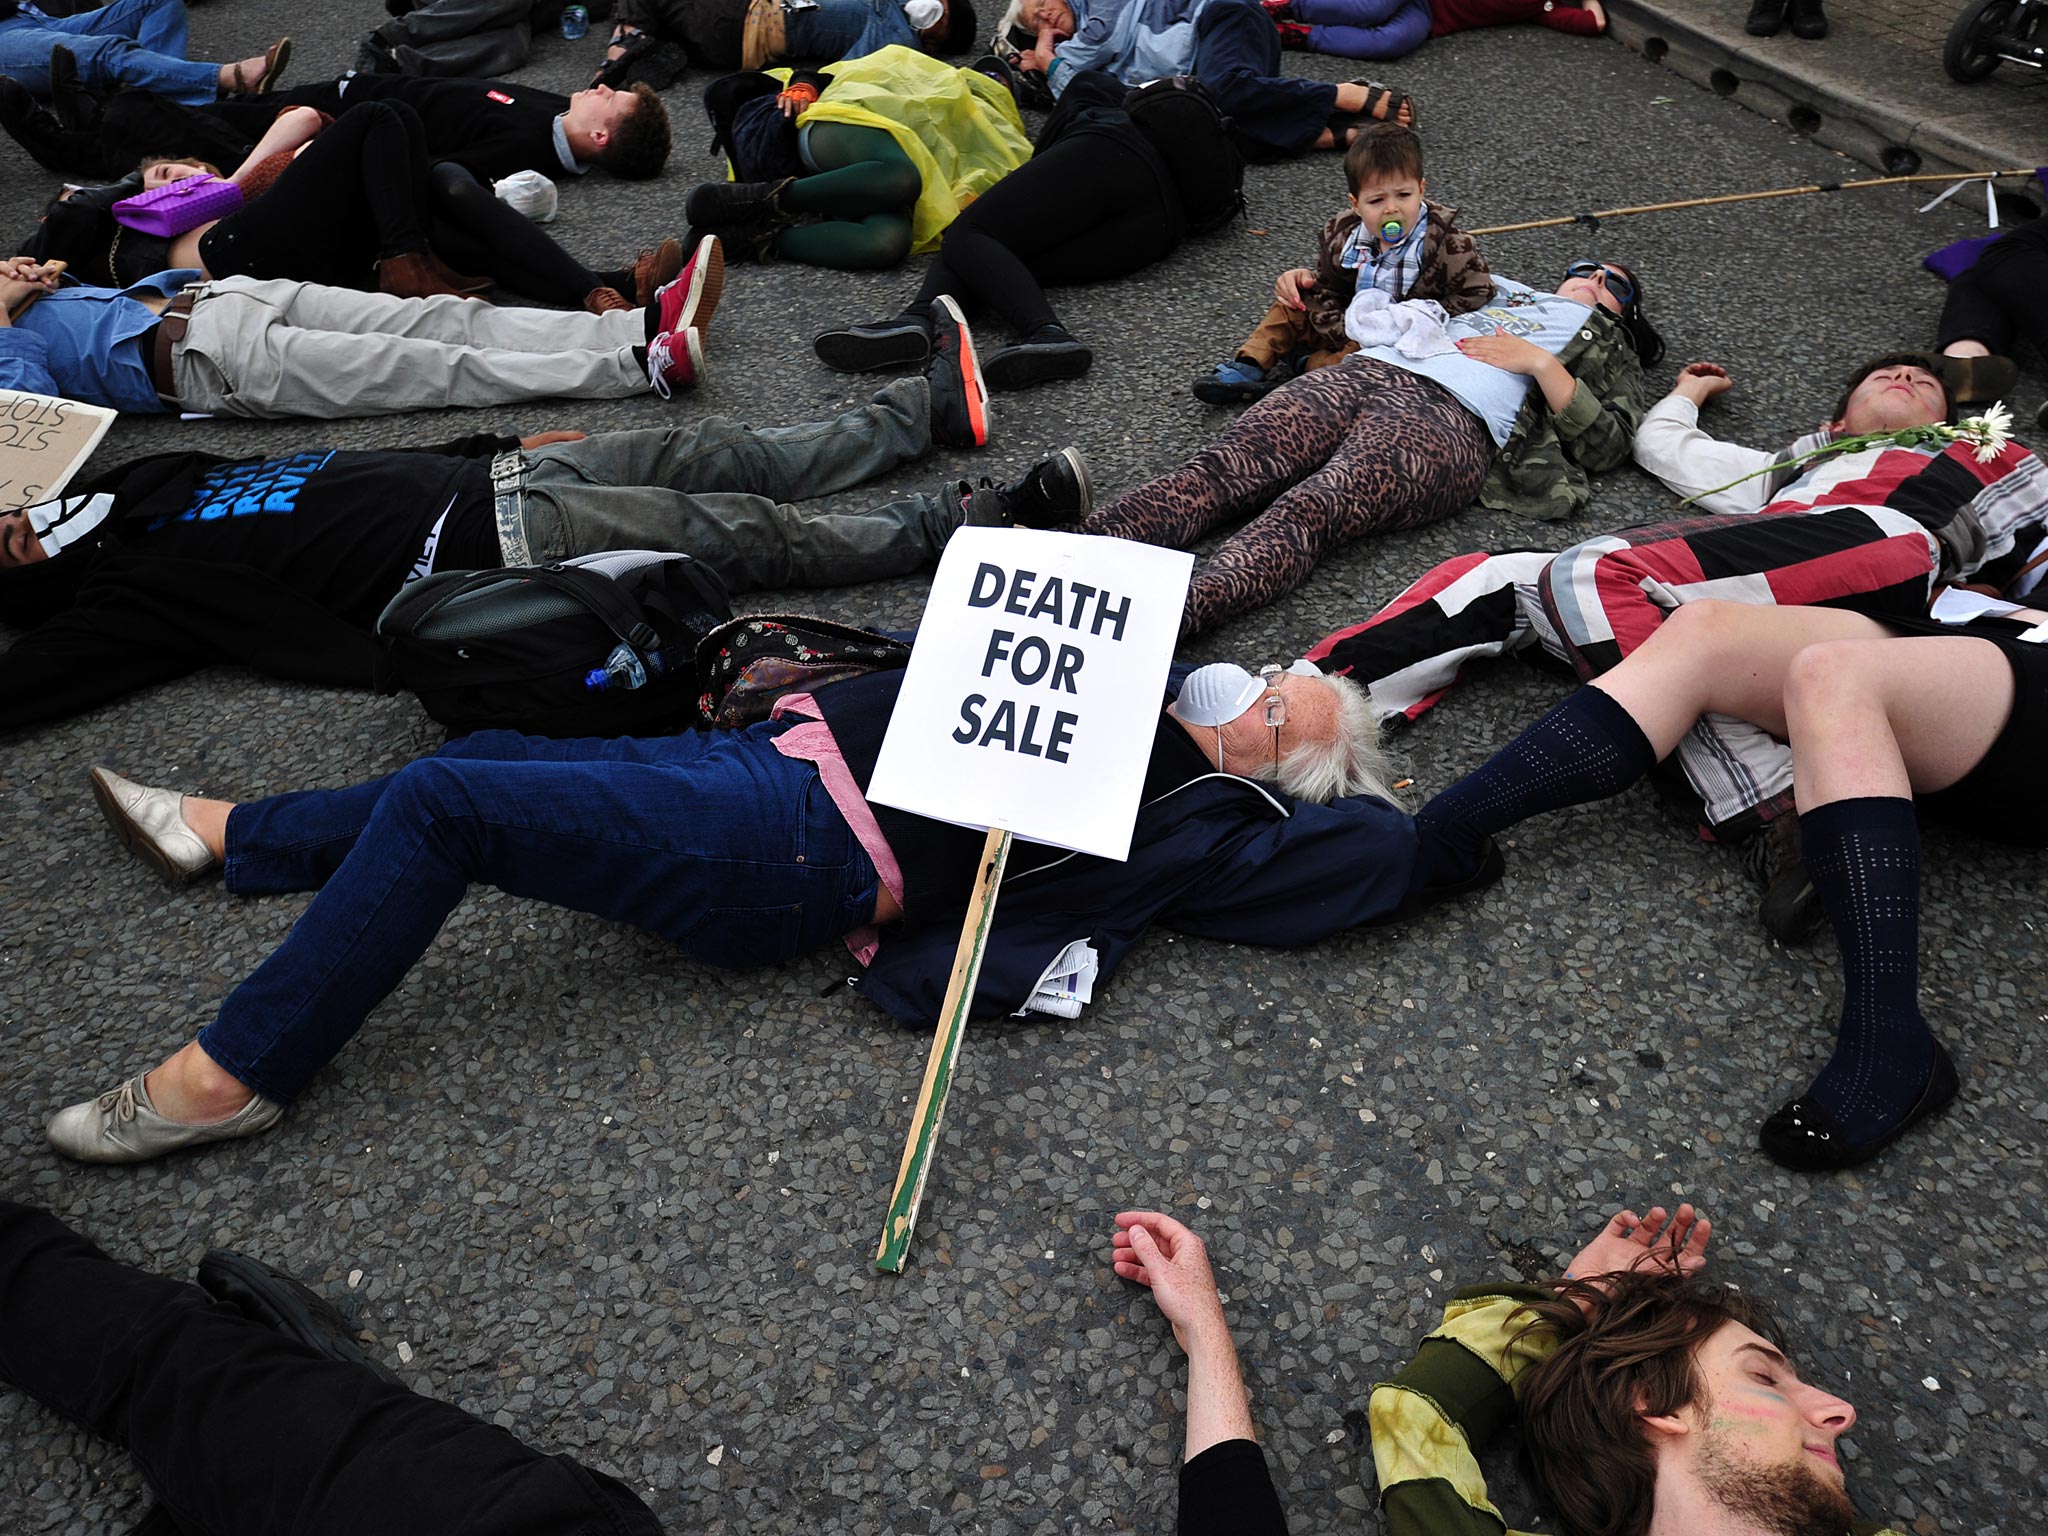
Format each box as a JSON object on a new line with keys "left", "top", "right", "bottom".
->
{"left": 1464, "top": 168, "right": 2043, "bottom": 236}
{"left": 875, "top": 825, "right": 1013, "bottom": 1274}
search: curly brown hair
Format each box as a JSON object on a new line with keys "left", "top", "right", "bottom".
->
{"left": 596, "top": 83, "right": 672, "bottom": 181}
{"left": 1511, "top": 1269, "right": 1788, "bottom": 1536}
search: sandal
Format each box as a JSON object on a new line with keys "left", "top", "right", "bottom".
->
{"left": 589, "top": 25, "right": 651, "bottom": 87}
{"left": 228, "top": 36, "right": 291, "bottom": 95}
{"left": 1354, "top": 78, "right": 1418, "bottom": 128}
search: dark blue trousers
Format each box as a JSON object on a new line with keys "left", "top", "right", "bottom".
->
{"left": 1192, "top": 0, "right": 1340, "bottom": 158}
{"left": 203, "top": 725, "right": 880, "bottom": 1104}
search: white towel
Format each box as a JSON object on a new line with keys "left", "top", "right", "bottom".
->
{"left": 1344, "top": 288, "right": 1458, "bottom": 359}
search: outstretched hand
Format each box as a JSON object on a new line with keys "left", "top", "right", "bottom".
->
{"left": 1671, "top": 361, "right": 1734, "bottom": 407}
{"left": 518, "top": 430, "right": 586, "bottom": 449}
{"left": 1561, "top": 1204, "right": 1712, "bottom": 1315}
{"left": 1112, "top": 1210, "right": 1230, "bottom": 1354}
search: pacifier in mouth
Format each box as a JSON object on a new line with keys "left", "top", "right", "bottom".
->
{"left": 1378, "top": 217, "right": 1406, "bottom": 243}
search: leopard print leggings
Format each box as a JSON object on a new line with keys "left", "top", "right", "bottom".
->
{"left": 1081, "top": 359, "right": 1495, "bottom": 637}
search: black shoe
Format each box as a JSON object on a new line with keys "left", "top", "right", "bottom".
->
{"left": 815, "top": 312, "right": 933, "bottom": 373}
{"left": 968, "top": 52, "right": 1022, "bottom": 104}
{"left": 0, "top": 73, "right": 117, "bottom": 175}
{"left": 685, "top": 176, "right": 794, "bottom": 229}
{"left": 1758, "top": 1039, "right": 1957, "bottom": 1171}
{"left": 983, "top": 324, "right": 1093, "bottom": 392}
{"left": 1739, "top": 813, "right": 1823, "bottom": 945}
{"left": 961, "top": 447, "right": 1092, "bottom": 528}
{"left": 196, "top": 1250, "right": 405, "bottom": 1386}
{"left": 1941, "top": 353, "right": 2019, "bottom": 406}
{"left": 1744, "top": 0, "right": 1784, "bottom": 32}
{"left": 1786, "top": 0, "right": 1826, "bottom": 36}
{"left": 926, "top": 294, "right": 989, "bottom": 448}
{"left": 46, "top": 44, "right": 94, "bottom": 133}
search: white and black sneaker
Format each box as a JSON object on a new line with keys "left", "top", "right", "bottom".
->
{"left": 960, "top": 447, "right": 1090, "bottom": 528}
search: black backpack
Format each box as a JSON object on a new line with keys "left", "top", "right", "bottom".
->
{"left": 376, "top": 550, "right": 732, "bottom": 738}
{"left": 1122, "top": 77, "right": 1247, "bottom": 237}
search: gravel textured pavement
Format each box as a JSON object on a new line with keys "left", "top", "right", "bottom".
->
{"left": 1, "top": 9, "right": 2044, "bottom": 1533}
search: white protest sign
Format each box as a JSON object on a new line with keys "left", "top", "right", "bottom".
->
{"left": 865, "top": 528, "right": 1193, "bottom": 861}
{"left": 0, "top": 390, "right": 116, "bottom": 512}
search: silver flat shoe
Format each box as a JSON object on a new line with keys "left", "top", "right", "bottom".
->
{"left": 90, "top": 767, "right": 219, "bottom": 884}
{"left": 47, "top": 1074, "right": 284, "bottom": 1164}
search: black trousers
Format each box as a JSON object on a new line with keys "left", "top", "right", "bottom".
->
{"left": 425, "top": 158, "right": 614, "bottom": 305}
{"left": 1936, "top": 217, "right": 2048, "bottom": 360}
{"left": 0, "top": 1202, "right": 665, "bottom": 1536}
{"left": 910, "top": 125, "right": 1181, "bottom": 337}
{"left": 200, "top": 99, "right": 435, "bottom": 287}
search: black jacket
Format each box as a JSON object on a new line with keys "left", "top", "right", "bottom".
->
{"left": 0, "top": 433, "right": 514, "bottom": 734}
{"left": 263, "top": 76, "right": 572, "bottom": 181}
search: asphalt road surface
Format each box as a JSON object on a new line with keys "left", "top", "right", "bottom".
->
{"left": 1, "top": 9, "right": 2041, "bottom": 1533}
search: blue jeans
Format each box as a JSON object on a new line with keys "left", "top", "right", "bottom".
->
{"left": 780, "top": 0, "right": 918, "bottom": 62}
{"left": 0, "top": 0, "right": 220, "bottom": 103}
{"left": 202, "top": 725, "right": 880, "bottom": 1103}
{"left": 1192, "top": 0, "right": 1339, "bottom": 157}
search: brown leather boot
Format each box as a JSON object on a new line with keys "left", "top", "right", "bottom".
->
{"left": 377, "top": 251, "right": 470, "bottom": 300}
{"left": 584, "top": 285, "right": 632, "bottom": 314}
{"left": 424, "top": 250, "right": 492, "bottom": 295}
{"left": 631, "top": 237, "right": 685, "bottom": 305}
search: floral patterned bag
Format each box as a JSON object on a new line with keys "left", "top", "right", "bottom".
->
{"left": 693, "top": 614, "right": 909, "bottom": 729}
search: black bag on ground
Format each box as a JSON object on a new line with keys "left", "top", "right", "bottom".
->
{"left": 1121, "top": 76, "right": 1247, "bottom": 235}
{"left": 376, "top": 550, "right": 731, "bottom": 737}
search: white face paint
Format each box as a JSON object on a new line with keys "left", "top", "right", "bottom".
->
{"left": 28, "top": 493, "right": 115, "bottom": 559}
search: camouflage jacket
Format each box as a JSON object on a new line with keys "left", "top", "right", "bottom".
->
{"left": 1479, "top": 303, "right": 1647, "bottom": 521}
{"left": 1301, "top": 198, "right": 1493, "bottom": 355}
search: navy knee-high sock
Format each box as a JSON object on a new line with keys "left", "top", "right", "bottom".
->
{"left": 1414, "top": 685, "right": 1656, "bottom": 886}
{"left": 1796, "top": 796, "right": 1934, "bottom": 1139}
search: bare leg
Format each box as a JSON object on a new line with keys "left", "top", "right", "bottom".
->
{"left": 1783, "top": 634, "right": 2013, "bottom": 807}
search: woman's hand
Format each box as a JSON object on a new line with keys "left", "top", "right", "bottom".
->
{"left": 1454, "top": 325, "right": 1551, "bottom": 376}
{"left": 1112, "top": 1210, "right": 1229, "bottom": 1354}
{"left": 777, "top": 81, "right": 820, "bottom": 118}
{"left": 1274, "top": 267, "right": 1316, "bottom": 311}
{"left": 1671, "top": 361, "right": 1734, "bottom": 408}
{"left": 1560, "top": 1204, "right": 1712, "bottom": 1316}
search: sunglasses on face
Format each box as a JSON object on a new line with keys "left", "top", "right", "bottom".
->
{"left": 1563, "top": 260, "right": 1635, "bottom": 307}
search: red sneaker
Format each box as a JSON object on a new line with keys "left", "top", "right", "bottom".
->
{"left": 645, "top": 326, "right": 705, "bottom": 398}
{"left": 651, "top": 234, "right": 726, "bottom": 337}
{"left": 1276, "top": 18, "right": 1311, "bottom": 46}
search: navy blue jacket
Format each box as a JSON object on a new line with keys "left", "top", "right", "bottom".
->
{"left": 816, "top": 667, "right": 1420, "bottom": 1026}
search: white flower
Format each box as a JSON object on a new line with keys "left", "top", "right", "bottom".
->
{"left": 1962, "top": 401, "right": 2014, "bottom": 463}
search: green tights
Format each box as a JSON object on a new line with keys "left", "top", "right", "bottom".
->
{"left": 776, "top": 123, "right": 921, "bottom": 270}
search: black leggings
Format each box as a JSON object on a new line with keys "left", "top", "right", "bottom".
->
{"left": 909, "top": 126, "right": 1180, "bottom": 337}
{"left": 1936, "top": 217, "right": 2048, "bottom": 360}
{"left": 423, "top": 160, "right": 615, "bottom": 307}
{"left": 0, "top": 1202, "right": 663, "bottom": 1536}
{"left": 198, "top": 100, "right": 433, "bottom": 289}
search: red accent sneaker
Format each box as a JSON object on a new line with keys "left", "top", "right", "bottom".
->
{"left": 652, "top": 234, "right": 726, "bottom": 337}
{"left": 645, "top": 326, "right": 704, "bottom": 398}
{"left": 1276, "top": 18, "right": 1311, "bottom": 46}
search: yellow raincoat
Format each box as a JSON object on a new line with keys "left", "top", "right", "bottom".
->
{"left": 773, "top": 46, "right": 1033, "bottom": 254}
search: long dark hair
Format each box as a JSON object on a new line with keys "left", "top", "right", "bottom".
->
{"left": 1510, "top": 1268, "right": 1786, "bottom": 1536}
{"left": 1602, "top": 260, "right": 1664, "bottom": 369}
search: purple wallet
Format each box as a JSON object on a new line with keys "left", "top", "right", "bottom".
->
{"left": 112, "top": 174, "right": 244, "bottom": 237}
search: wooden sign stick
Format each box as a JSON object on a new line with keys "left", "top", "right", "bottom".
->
{"left": 875, "top": 824, "right": 1013, "bottom": 1273}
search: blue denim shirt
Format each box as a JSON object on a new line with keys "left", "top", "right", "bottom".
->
{"left": 0, "top": 269, "right": 200, "bottom": 413}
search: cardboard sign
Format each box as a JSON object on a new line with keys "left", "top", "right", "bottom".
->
{"left": 0, "top": 390, "right": 116, "bottom": 512}
{"left": 866, "top": 528, "right": 1193, "bottom": 861}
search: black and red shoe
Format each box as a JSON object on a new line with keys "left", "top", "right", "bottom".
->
{"left": 926, "top": 294, "right": 989, "bottom": 448}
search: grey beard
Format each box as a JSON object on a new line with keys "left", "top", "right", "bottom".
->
{"left": 1696, "top": 1434, "right": 1859, "bottom": 1536}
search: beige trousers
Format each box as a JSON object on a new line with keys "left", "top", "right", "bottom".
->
{"left": 170, "top": 276, "right": 648, "bottom": 420}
